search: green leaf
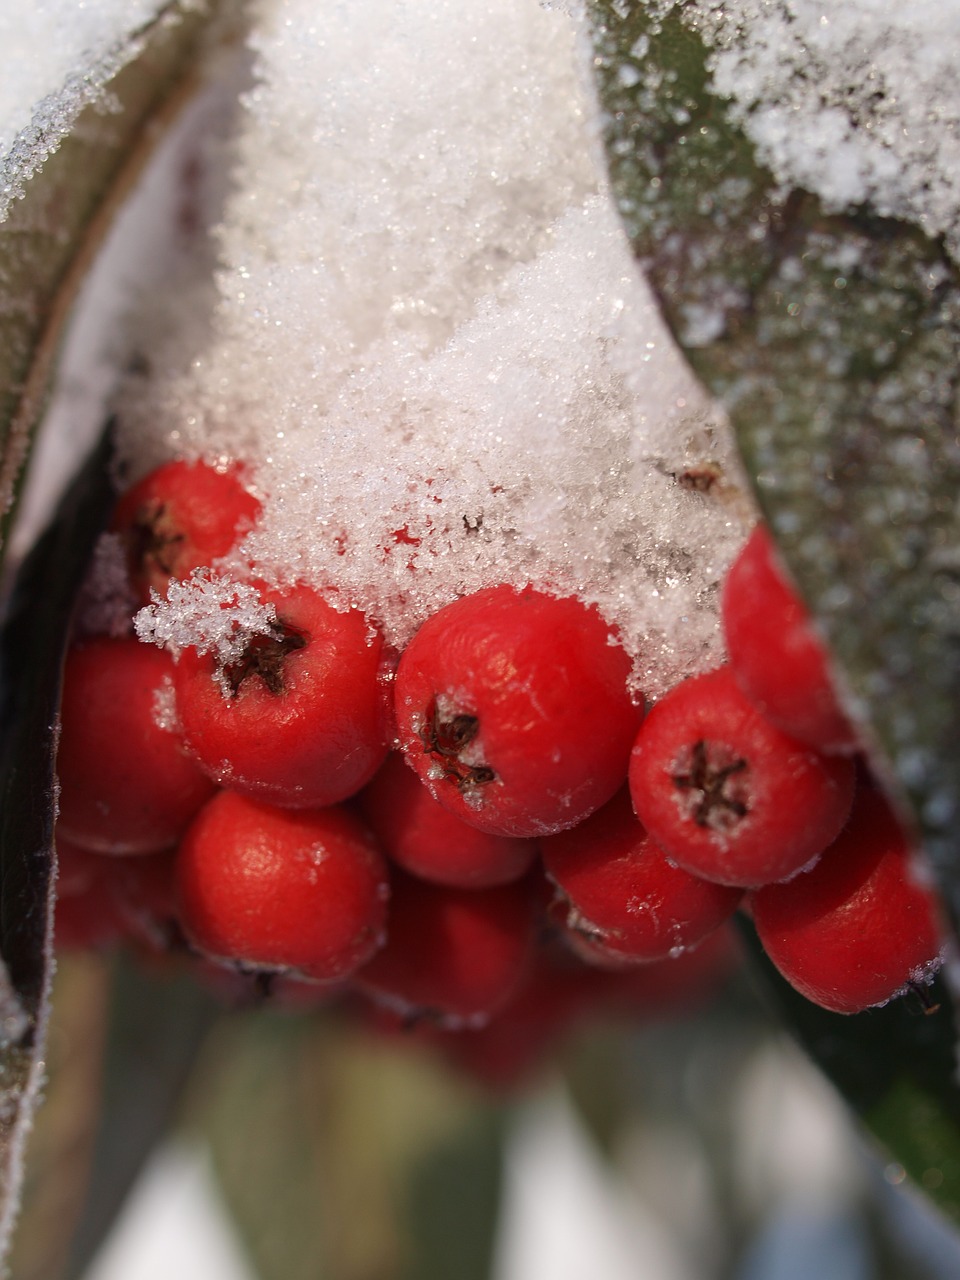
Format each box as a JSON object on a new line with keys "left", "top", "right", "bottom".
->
{"left": 59, "top": 957, "right": 221, "bottom": 1280}
{"left": 586, "top": 2, "right": 960, "bottom": 917}
{"left": 6, "top": 955, "right": 112, "bottom": 1280}
{"left": 739, "top": 920, "right": 960, "bottom": 1226}
{"left": 0, "top": 0, "right": 239, "bottom": 565}
{"left": 196, "top": 1008, "right": 505, "bottom": 1280}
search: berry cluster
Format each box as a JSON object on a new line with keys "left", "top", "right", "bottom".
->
{"left": 54, "top": 459, "right": 945, "bottom": 1085}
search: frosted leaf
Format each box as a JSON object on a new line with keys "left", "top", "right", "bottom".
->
{"left": 590, "top": 0, "right": 960, "bottom": 920}
{"left": 0, "top": 1, "right": 169, "bottom": 221}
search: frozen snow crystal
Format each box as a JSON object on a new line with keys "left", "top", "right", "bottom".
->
{"left": 135, "top": 570, "right": 277, "bottom": 667}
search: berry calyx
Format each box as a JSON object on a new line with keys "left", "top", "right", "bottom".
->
{"left": 176, "top": 790, "right": 389, "bottom": 981}
{"left": 628, "top": 667, "right": 856, "bottom": 887}
{"left": 543, "top": 789, "right": 742, "bottom": 962}
{"left": 751, "top": 783, "right": 944, "bottom": 1013}
{"left": 57, "top": 637, "right": 217, "bottom": 854}
{"left": 111, "top": 459, "right": 261, "bottom": 604}
{"left": 722, "top": 525, "right": 859, "bottom": 753}
{"left": 355, "top": 869, "right": 537, "bottom": 1027}
{"left": 360, "top": 749, "right": 538, "bottom": 888}
{"left": 394, "top": 585, "right": 642, "bottom": 838}
{"left": 174, "top": 583, "right": 392, "bottom": 808}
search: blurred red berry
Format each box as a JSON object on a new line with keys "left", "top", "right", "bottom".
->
{"left": 57, "top": 637, "right": 216, "bottom": 855}
{"left": 359, "top": 750, "right": 537, "bottom": 888}
{"left": 543, "top": 788, "right": 742, "bottom": 962}
{"left": 355, "top": 869, "right": 537, "bottom": 1026}
{"left": 752, "top": 782, "right": 943, "bottom": 1013}
{"left": 55, "top": 835, "right": 179, "bottom": 953}
{"left": 54, "top": 835, "right": 124, "bottom": 950}
{"left": 722, "top": 525, "right": 858, "bottom": 753}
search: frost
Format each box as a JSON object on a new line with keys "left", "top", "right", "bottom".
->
{"left": 0, "top": 1, "right": 169, "bottom": 221}
{"left": 685, "top": 0, "right": 960, "bottom": 259}
{"left": 74, "top": 531, "right": 137, "bottom": 638}
{"left": 135, "top": 569, "right": 276, "bottom": 666}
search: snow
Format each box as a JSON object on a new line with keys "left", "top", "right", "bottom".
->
{"left": 686, "top": 0, "right": 960, "bottom": 259}
{"left": 106, "top": 0, "right": 750, "bottom": 699}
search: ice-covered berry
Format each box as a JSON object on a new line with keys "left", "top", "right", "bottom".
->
{"left": 175, "top": 583, "right": 393, "bottom": 808}
{"left": 111, "top": 459, "right": 261, "bottom": 604}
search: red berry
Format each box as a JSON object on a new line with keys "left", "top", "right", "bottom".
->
{"left": 543, "top": 789, "right": 742, "bottom": 962}
{"left": 355, "top": 870, "right": 537, "bottom": 1027}
{"left": 174, "top": 583, "right": 392, "bottom": 808}
{"left": 394, "top": 586, "right": 642, "bottom": 838}
{"left": 751, "top": 783, "right": 944, "bottom": 1013}
{"left": 57, "top": 637, "right": 217, "bottom": 854}
{"left": 628, "top": 667, "right": 856, "bottom": 887}
{"left": 176, "top": 790, "right": 389, "bottom": 981}
{"left": 722, "top": 526, "right": 858, "bottom": 753}
{"left": 359, "top": 750, "right": 538, "bottom": 888}
{"left": 111, "top": 459, "right": 261, "bottom": 604}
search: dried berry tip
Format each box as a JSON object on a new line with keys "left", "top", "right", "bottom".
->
{"left": 672, "top": 739, "right": 749, "bottom": 830}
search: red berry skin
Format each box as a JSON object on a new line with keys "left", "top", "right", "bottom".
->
{"left": 111, "top": 460, "right": 261, "bottom": 604}
{"left": 355, "top": 870, "right": 537, "bottom": 1027}
{"left": 722, "top": 526, "right": 858, "bottom": 753}
{"left": 752, "top": 785, "right": 944, "bottom": 1013}
{"left": 543, "top": 789, "right": 742, "bottom": 962}
{"left": 175, "top": 584, "right": 392, "bottom": 808}
{"left": 57, "top": 638, "right": 217, "bottom": 855}
{"left": 394, "top": 586, "right": 643, "bottom": 839}
{"left": 628, "top": 667, "right": 856, "bottom": 887}
{"left": 176, "top": 791, "right": 389, "bottom": 981}
{"left": 359, "top": 750, "right": 538, "bottom": 888}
